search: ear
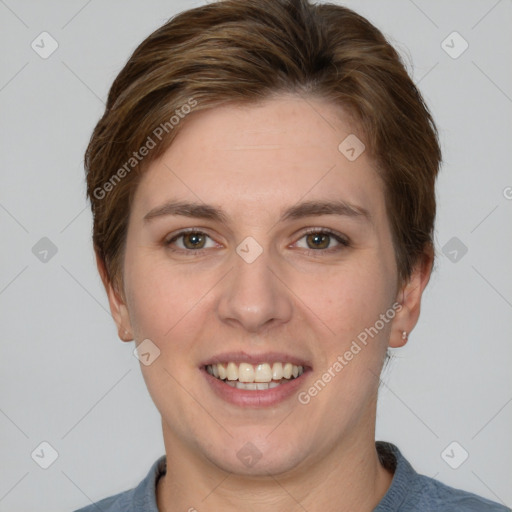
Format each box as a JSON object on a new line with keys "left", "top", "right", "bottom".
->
{"left": 389, "top": 249, "right": 433, "bottom": 348}
{"left": 95, "top": 249, "right": 134, "bottom": 342}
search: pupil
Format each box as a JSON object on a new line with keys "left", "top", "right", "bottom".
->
{"left": 186, "top": 233, "right": 204, "bottom": 248}
{"left": 309, "top": 233, "right": 328, "bottom": 249}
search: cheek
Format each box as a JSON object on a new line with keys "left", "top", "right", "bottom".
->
{"left": 124, "top": 251, "right": 209, "bottom": 341}
{"left": 299, "top": 260, "right": 395, "bottom": 347}
{"left": 297, "top": 264, "right": 395, "bottom": 418}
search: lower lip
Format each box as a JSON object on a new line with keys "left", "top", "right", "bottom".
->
{"left": 202, "top": 369, "right": 308, "bottom": 408}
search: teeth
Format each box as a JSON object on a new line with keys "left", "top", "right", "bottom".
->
{"left": 235, "top": 382, "right": 278, "bottom": 390}
{"left": 238, "top": 362, "right": 255, "bottom": 383}
{"left": 272, "top": 362, "right": 283, "bottom": 380}
{"left": 236, "top": 382, "right": 257, "bottom": 390}
{"left": 206, "top": 361, "right": 304, "bottom": 385}
{"left": 226, "top": 362, "right": 238, "bottom": 381}
{"left": 217, "top": 363, "right": 227, "bottom": 380}
{"left": 255, "top": 363, "right": 272, "bottom": 382}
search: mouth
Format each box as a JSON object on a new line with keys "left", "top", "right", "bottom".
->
{"left": 201, "top": 353, "right": 311, "bottom": 407}
{"left": 205, "top": 362, "right": 304, "bottom": 390}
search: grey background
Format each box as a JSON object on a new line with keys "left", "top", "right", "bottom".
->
{"left": 0, "top": 0, "right": 511, "bottom": 510}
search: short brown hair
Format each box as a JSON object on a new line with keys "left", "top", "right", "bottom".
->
{"left": 85, "top": 0, "right": 441, "bottom": 294}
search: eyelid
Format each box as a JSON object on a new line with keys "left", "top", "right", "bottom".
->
{"left": 165, "top": 226, "right": 210, "bottom": 242}
{"left": 292, "top": 227, "right": 350, "bottom": 254}
{"left": 164, "top": 227, "right": 219, "bottom": 248}
{"left": 297, "top": 227, "right": 349, "bottom": 245}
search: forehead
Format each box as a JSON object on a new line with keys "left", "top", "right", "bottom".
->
{"left": 133, "top": 94, "right": 386, "bottom": 225}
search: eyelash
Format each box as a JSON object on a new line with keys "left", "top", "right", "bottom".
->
{"left": 164, "top": 227, "right": 350, "bottom": 257}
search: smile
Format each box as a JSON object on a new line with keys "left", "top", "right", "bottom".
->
{"left": 206, "top": 362, "right": 304, "bottom": 390}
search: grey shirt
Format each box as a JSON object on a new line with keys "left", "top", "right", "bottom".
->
{"left": 74, "top": 441, "right": 509, "bottom": 511}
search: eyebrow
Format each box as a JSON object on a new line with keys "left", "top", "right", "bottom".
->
{"left": 143, "top": 199, "right": 370, "bottom": 224}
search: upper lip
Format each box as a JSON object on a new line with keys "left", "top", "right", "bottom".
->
{"left": 201, "top": 351, "right": 311, "bottom": 369}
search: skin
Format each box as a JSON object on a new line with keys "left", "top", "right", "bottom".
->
{"left": 97, "top": 93, "right": 432, "bottom": 511}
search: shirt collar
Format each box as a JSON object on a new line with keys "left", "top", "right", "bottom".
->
{"left": 133, "top": 441, "right": 411, "bottom": 511}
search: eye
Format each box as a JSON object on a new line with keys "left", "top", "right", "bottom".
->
{"left": 165, "top": 229, "right": 217, "bottom": 252}
{"left": 295, "top": 228, "right": 350, "bottom": 253}
{"left": 164, "top": 227, "right": 350, "bottom": 256}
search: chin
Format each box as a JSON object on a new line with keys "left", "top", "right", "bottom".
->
{"left": 200, "top": 433, "right": 310, "bottom": 477}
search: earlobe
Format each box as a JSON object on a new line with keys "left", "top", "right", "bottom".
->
{"left": 94, "top": 250, "right": 134, "bottom": 342}
{"left": 389, "top": 323, "right": 409, "bottom": 349}
{"left": 389, "top": 251, "right": 433, "bottom": 348}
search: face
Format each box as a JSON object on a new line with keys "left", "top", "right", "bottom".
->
{"left": 104, "top": 94, "right": 426, "bottom": 477}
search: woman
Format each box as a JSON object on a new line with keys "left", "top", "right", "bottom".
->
{"left": 75, "top": 0, "right": 508, "bottom": 510}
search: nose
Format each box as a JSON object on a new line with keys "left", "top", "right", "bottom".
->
{"left": 216, "top": 244, "right": 293, "bottom": 334}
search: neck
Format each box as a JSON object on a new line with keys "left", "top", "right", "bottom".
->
{"left": 156, "top": 420, "right": 393, "bottom": 512}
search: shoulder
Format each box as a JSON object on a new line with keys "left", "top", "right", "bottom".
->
{"left": 375, "top": 442, "right": 510, "bottom": 512}
{"left": 409, "top": 472, "right": 510, "bottom": 511}
{"left": 73, "top": 488, "right": 134, "bottom": 512}
{"left": 72, "top": 455, "right": 167, "bottom": 512}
